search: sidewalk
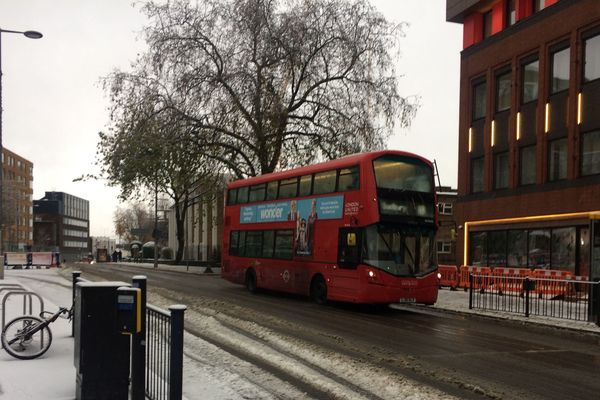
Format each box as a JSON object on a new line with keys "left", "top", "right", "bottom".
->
{"left": 0, "top": 271, "right": 75, "bottom": 400}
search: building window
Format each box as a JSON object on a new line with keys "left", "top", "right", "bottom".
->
{"left": 437, "top": 241, "right": 452, "bottom": 254}
{"left": 507, "top": 230, "right": 528, "bottom": 267}
{"left": 582, "top": 130, "right": 600, "bottom": 176}
{"left": 551, "top": 227, "right": 576, "bottom": 271}
{"left": 548, "top": 138, "right": 567, "bottom": 181}
{"left": 470, "top": 231, "right": 487, "bottom": 266}
{"left": 483, "top": 10, "right": 493, "bottom": 38}
{"left": 437, "top": 203, "right": 453, "bottom": 215}
{"left": 584, "top": 34, "right": 600, "bottom": 82}
{"left": 506, "top": 0, "right": 516, "bottom": 26}
{"left": 471, "top": 157, "right": 484, "bottom": 193}
{"left": 494, "top": 152, "right": 509, "bottom": 189}
{"left": 519, "top": 145, "right": 536, "bottom": 185}
{"left": 472, "top": 81, "right": 487, "bottom": 121}
{"left": 522, "top": 59, "right": 539, "bottom": 103}
{"left": 529, "top": 229, "right": 550, "bottom": 268}
{"left": 551, "top": 47, "right": 570, "bottom": 94}
{"left": 496, "top": 71, "right": 511, "bottom": 112}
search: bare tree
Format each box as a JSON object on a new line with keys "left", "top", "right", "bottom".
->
{"left": 114, "top": 202, "right": 154, "bottom": 244}
{"left": 115, "top": 0, "right": 417, "bottom": 178}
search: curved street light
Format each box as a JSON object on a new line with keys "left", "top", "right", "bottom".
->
{"left": 0, "top": 27, "right": 43, "bottom": 279}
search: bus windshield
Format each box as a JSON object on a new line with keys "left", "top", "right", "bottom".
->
{"left": 363, "top": 224, "right": 436, "bottom": 276}
{"left": 373, "top": 156, "right": 433, "bottom": 193}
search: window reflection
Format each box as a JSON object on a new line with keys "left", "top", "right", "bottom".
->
{"left": 551, "top": 47, "right": 570, "bottom": 94}
{"left": 551, "top": 228, "right": 575, "bottom": 271}
{"left": 584, "top": 34, "right": 600, "bottom": 82}
{"left": 522, "top": 60, "right": 539, "bottom": 103}
{"left": 582, "top": 130, "right": 600, "bottom": 176}
{"left": 548, "top": 138, "right": 567, "bottom": 181}
{"left": 529, "top": 229, "right": 550, "bottom": 268}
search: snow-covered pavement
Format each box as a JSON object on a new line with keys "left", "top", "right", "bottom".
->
{"left": 1, "top": 267, "right": 598, "bottom": 399}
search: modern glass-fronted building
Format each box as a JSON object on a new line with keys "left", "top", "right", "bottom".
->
{"left": 33, "top": 191, "right": 90, "bottom": 261}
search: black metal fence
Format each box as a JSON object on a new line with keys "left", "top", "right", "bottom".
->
{"left": 72, "top": 272, "right": 186, "bottom": 400}
{"left": 469, "top": 274, "right": 600, "bottom": 325}
{"left": 145, "top": 304, "right": 186, "bottom": 400}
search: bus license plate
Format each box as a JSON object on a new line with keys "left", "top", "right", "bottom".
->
{"left": 398, "top": 298, "right": 416, "bottom": 303}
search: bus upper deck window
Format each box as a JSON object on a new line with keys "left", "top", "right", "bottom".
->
{"left": 237, "top": 186, "right": 249, "bottom": 204}
{"left": 313, "top": 170, "right": 336, "bottom": 194}
{"left": 299, "top": 175, "right": 312, "bottom": 197}
{"left": 278, "top": 178, "right": 298, "bottom": 199}
{"left": 338, "top": 166, "right": 359, "bottom": 191}
{"left": 228, "top": 188, "right": 238, "bottom": 205}
{"left": 266, "top": 181, "right": 278, "bottom": 200}
{"left": 249, "top": 183, "right": 266, "bottom": 202}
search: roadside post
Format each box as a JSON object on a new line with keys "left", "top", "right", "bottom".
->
{"left": 71, "top": 271, "right": 81, "bottom": 337}
{"left": 169, "top": 305, "right": 187, "bottom": 400}
{"left": 131, "top": 275, "right": 147, "bottom": 400}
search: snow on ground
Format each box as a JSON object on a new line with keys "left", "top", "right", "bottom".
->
{"left": 1, "top": 267, "right": 598, "bottom": 400}
{"left": 0, "top": 270, "right": 74, "bottom": 400}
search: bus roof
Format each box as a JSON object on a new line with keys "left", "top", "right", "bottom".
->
{"left": 227, "top": 150, "right": 432, "bottom": 189}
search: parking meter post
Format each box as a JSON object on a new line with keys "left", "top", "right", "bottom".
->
{"left": 72, "top": 271, "right": 81, "bottom": 337}
{"left": 131, "top": 276, "right": 147, "bottom": 400}
{"left": 169, "top": 305, "right": 187, "bottom": 400}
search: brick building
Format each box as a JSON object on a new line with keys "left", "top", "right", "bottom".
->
{"left": 437, "top": 187, "right": 458, "bottom": 266}
{"left": 447, "top": 0, "right": 600, "bottom": 279}
{"left": 1, "top": 148, "right": 34, "bottom": 252}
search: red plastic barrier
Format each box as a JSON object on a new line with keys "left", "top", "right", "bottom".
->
{"left": 491, "top": 267, "right": 532, "bottom": 294}
{"left": 438, "top": 265, "right": 459, "bottom": 289}
{"left": 458, "top": 265, "right": 492, "bottom": 290}
{"left": 531, "top": 269, "right": 572, "bottom": 298}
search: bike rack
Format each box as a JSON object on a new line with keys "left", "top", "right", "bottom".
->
{"left": 1, "top": 290, "right": 45, "bottom": 332}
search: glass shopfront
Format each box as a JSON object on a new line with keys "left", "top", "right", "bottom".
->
{"left": 469, "top": 225, "right": 589, "bottom": 276}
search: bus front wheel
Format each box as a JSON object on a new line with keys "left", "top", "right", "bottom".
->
{"left": 245, "top": 268, "right": 257, "bottom": 293}
{"left": 310, "top": 275, "right": 328, "bottom": 305}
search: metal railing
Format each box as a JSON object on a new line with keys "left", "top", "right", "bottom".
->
{"left": 469, "top": 274, "right": 600, "bottom": 325}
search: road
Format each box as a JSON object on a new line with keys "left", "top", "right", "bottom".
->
{"left": 77, "top": 263, "right": 600, "bottom": 400}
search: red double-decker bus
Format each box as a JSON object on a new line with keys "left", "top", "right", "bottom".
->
{"left": 221, "top": 150, "right": 439, "bottom": 305}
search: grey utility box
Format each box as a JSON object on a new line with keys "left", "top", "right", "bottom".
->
{"left": 74, "top": 281, "right": 131, "bottom": 400}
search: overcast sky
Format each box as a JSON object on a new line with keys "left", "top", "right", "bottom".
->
{"left": 1, "top": 0, "right": 462, "bottom": 238}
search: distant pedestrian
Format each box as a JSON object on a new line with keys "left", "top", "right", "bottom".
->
{"left": 112, "top": 250, "right": 118, "bottom": 262}
{"left": 117, "top": 250, "right": 122, "bottom": 262}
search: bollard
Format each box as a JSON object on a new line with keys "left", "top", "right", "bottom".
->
{"left": 72, "top": 271, "right": 81, "bottom": 337}
{"left": 169, "top": 305, "right": 187, "bottom": 400}
{"left": 131, "top": 276, "right": 147, "bottom": 400}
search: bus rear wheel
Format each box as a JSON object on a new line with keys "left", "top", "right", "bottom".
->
{"left": 310, "top": 275, "right": 328, "bottom": 305}
{"left": 245, "top": 268, "right": 257, "bottom": 293}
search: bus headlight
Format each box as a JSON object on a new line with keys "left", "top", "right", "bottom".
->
{"left": 368, "top": 270, "right": 375, "bottom": 278}
{"left": 437, "top": 272, "right": 442, "bottom": 280}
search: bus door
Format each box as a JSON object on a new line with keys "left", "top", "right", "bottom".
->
{"left": 334, "top": 228, "right": 362, "bottom": 297}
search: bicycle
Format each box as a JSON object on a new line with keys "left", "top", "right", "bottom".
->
{"left": 1, "top": 306, "right": 72, "bottom": 360}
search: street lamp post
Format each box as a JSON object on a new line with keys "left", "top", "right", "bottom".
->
{"left": 0, "top": 28, "right": 43, "bottom": 280}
